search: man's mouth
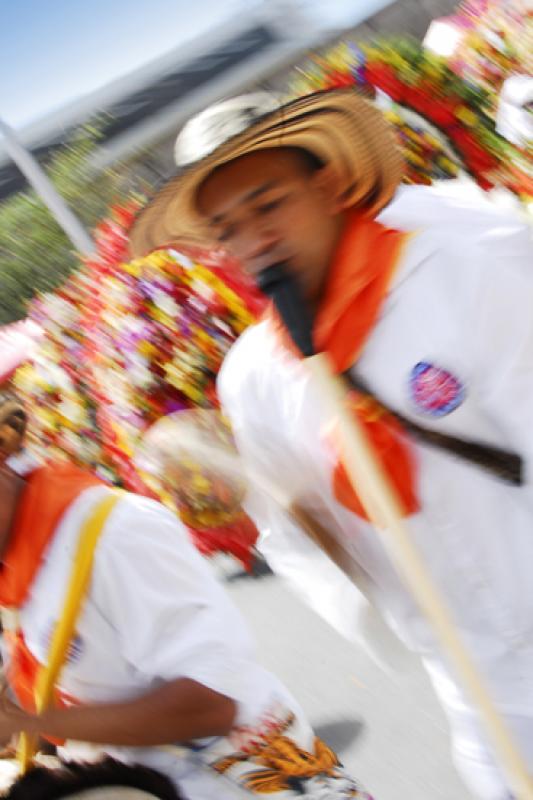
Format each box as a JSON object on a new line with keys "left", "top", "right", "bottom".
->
{"left": 247, "top": 249, "right": 292, "bottom": 276}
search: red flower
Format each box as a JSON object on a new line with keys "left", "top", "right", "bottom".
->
{"left": 324, "top": 71, "right": 355, "bottom": 90}
{"left": 365, "top": 64, "right": 405, "bottom": 102}
{"left": 452, "top": 130, "right": 498, "bottom": 171}
{"left": 404, "top": 86, "right": 433, "bottom": 116}
{"left": 428, "top": 99, "right": 460, "bottom": 128}
{"left": 475, "top": 175, "right": 494, "bottom": 191}
{"left": 111, "top": 203, "right": 139, "bottom": 231}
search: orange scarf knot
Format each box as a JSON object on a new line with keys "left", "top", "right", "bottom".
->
{"left": 268, "top": 213, "right": 419, "bottom": 521}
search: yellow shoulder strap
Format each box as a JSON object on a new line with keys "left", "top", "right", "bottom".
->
{"left": 18, "top": 491, "right": 122, "bottom": 773}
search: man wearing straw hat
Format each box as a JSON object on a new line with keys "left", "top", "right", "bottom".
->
{"left": 0, "top": 386, "right": 373, "bottom": 799}
{"left": 130, "top": 88, "right": 533, "bottom": 798}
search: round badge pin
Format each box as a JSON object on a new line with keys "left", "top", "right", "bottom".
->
{"left": 409, "top": 362, "right": 465, "bottom": 417}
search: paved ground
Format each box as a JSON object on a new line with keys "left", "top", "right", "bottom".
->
{"left": 0, "top": 558, "right": 475, "bottom": 798}
{"left": 221, "top": 559, "right": 475, "bottom": 800}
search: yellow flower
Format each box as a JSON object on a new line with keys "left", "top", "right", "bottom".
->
{"left": 138, "top": 341, "right": 157, "bottom": 358}
{"left": 437, "top": 156, "right": 459, "bottom": 174}
{"left": 404, "top": 128, "right": 424, "bottom": 143}
{"left": 455, "top": 106, "right": 478, "bottom": 127}
{"left": 184, "top": 386, "right": 204, "bottom": 404}
{"left": 192, "top": 473, "right": 211, "bottom": 492}
{"left": 406, "top": 151, "right": 427, "bottom": 168}
{"left": 385, "top": 110, "right": 402, "bottom": 126}
{"left": 422, "top": 65, "right": 441, "bottom": 81}
{"left": 124, "top": 261, "right": 141, "bottom": 278}
{"left": 152, "top": 308, "right": 173, "bottom": 327}
{"left": 195, "top": 329, "right": 211, "bottom": 344}
{"left": 36, "top": 408, "right": 57, "bottom": 430}
{"left": 424, "top": 134, "right": 441, "bottom": 149}
{"left": 148, "top": 252, "right": 169, "bottom": 269}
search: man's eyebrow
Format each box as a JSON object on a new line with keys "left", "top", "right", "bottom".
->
{"left": 211, "top": 180, "right": 279, "bottom": 225}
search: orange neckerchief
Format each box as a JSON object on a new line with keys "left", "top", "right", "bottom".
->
{"left": 1, "top": 463, "right": 101, "bottom": 724}
{"left": 2, "top": 628, "right": 78, "bottom": 732}
{"left": 0, "top": 462, "right": 102, "bottom": 609}
{"left": 314, "top": 212, "right": 410, "bottom": 371}
{"left": 268, "top": 213, "right": 419, "bottom": 520}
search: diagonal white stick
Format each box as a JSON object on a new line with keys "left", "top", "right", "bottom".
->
{"left": 0, "top": 118, "right": 95, "bottom": 256}
{"left": 304, "top": 352, "right": 533, "bottom": 800}
{"left": 142, "top": 400, "right": 533, "bottom": 793}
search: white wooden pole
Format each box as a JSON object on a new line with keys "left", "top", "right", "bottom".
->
{"left": 0, "top": 118, "right": 95, "bottom": 256}
{"left": 306, "top": 352, "right": 533, "bottom": 800}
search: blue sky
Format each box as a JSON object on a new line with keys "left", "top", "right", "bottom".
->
{"left": 1, "top": 0, "right": 390, "bottom": 130}
{"left": 1, "top": 0, "right": 246, "bottom": 129}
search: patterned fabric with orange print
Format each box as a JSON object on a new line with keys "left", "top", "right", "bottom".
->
{"left": 208, "top": 711, "right": 374, "bottom": 798}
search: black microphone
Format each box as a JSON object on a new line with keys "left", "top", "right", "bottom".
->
{"left": 256, "top": 263, "right": 315, "bottom": 358}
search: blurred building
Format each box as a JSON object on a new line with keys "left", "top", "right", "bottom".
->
{"left": 0, "top": 0, "right": 459, "bottom": 201}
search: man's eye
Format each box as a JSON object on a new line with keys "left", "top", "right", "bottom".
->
{"left": 218, "top": 225, "right": 236, "bottom": 243}
{"left": 257, "top": 198, "right": 283, "bottom": 214}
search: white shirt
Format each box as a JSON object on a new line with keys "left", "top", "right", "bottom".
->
{"left": 218, "top": 183, "right": 533, "bottom": 776}
{"left": 17, "top": 487, "right": 312, "bottom": 797}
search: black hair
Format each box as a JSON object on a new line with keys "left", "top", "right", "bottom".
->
{"left": 4, "top": 758, "right": 182, "bottom": 799}
{"left": 285, "top": 146, "right": 325, "bottom": 175}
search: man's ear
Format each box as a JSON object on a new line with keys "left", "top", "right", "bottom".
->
{"left": 310, "top": 165, "right": 351, "bottom": 214}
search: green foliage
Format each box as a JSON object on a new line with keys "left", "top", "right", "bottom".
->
{"left": 0, "top": 124, "right": 123, "bottom": 325}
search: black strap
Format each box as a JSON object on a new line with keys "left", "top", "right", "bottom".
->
{"left": 343, "top": 371, "right": 523, "bottom": 486}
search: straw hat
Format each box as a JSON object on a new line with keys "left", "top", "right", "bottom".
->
{"left": 129, "top": 89, "right": 404, "bottom": 257}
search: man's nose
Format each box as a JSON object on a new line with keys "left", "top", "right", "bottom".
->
{"left": 240, "top": 227, "right": 281, "bottom": 273}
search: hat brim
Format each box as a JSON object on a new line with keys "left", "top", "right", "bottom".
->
{"left": 129, "top": 89, "right": 404, "bottom": 258}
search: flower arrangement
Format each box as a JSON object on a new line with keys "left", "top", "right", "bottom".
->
{"left": 16, "top": 204, "right": 264, "bottom": 567}
{"left": 453, "top": 0, "right": 532, "bottom": 104}
{"left": 290, "top": 35, "right": 530, "bottom": 199}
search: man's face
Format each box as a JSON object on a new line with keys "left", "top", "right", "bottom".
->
{"left": 0, "top": 419, "right": 23, "bottom": 465}
{"left": 197, "top": 149, "right": 345, "bottom": 305}
{"left": 0, "top": 464, "right": 24, "bottom": 557}
{"left": 0, "top": 408, "right": 26, "bottom": 557}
